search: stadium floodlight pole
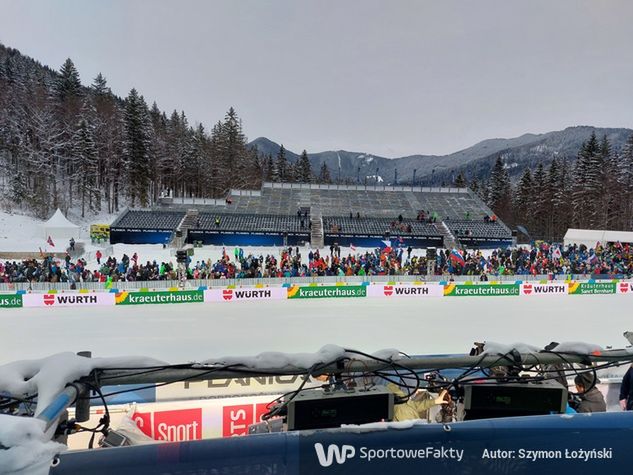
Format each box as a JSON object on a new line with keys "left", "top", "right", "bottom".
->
{"left": 89, "top": 349, "right": 633, "bottom": 387}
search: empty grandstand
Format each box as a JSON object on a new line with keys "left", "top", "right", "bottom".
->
{"left": 446, "top": 219, "right": 512, "bottom": 247}
{"left": 110, "top": 210, "right": 185, "bottom": 244}
{"left": 110, "top": 183, "right": 512, "bottom": 248}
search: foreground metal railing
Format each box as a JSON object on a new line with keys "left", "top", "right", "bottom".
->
{"left": 26, "top": 347, "right": 633, "bottom": 436}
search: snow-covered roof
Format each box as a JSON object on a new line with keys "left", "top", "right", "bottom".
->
{"left": 564, "top": 228, "right": 633, "bottom": 246}
{"left": 44, "top": 209, "right": 79, "bottom": 229}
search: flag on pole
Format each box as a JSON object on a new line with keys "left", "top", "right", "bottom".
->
{"left": 450, "top": 249, "right": 465, "bottom": 266}
{"left": 350, "top": 243, "right": 357, "bottom": 252}
{"left": 47, "top": 236, "right": 55, "bottom": 247}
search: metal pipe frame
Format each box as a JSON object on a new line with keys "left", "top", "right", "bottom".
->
{"left": 90, "top": 349, "right": 633, "bottom": 387}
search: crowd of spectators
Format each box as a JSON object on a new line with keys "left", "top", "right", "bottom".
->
{"left": 1, "top": 241, "right": 632, "bottom": 284}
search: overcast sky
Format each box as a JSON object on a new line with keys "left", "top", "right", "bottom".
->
{"left": 1, "top": 0, "right": 632, "bottom": 157}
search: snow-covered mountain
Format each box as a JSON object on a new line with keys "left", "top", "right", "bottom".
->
{"left": 249, "top": 126, "right": 633, "bottom": 185}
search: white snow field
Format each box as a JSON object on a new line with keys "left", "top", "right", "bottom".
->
{"left": 1, "top": 294, "right": 629, "bottom": 365}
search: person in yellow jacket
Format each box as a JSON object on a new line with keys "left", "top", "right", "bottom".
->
{"left": 387, "top": 383, "right": 450, "bottom": 421}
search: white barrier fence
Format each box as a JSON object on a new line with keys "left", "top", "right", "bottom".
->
{"left": 0, "top": 274, "right": 609, "bottom": 293}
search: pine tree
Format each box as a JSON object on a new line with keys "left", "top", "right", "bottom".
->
{"left": 599, "top": 135, "right": 618, "bottom": 229}
{"left": 552, "top": 158, "right": 573, "bottom": 238}
{"left": 275, "top": 145, "right": 288, "bottom": 182}
{"left": 572, "top": 132, "right": 601, "bottom": 228}
{"left": 91, "top": 72, "right": 111, "bottom": 96}
{"left": 318, "top": 162, "right": 332, "bottom": 184}
{"left": 123, "top": 88, "right": 152, "bottom": 207}
{"left": 454, "top": 171, "right": 467, "bottom": 188}
{"left": 72, "top": 116, "right": 99, "bottom": 217}
{"left": 486, "top": 156, "right": 512, "bottom": 221}
{"left": 297, "top": 150, "right": 312, "bottom": 182}
{"left": 544, "top": 158, "right": 560, "bottom": 239}
{"left": 531, "top": 163, "right": 547, "bottom": 238}
{"left": 216, "top": 107, "right": 253, "bottom": 190}
{"left": 265, "top": 154, "right": 275, "bottom": 181}
{"left": 513, "top": 168, "right": 533, "bottom": 230}
{"left": 55, "top": 58, "right": 82, "bottom": 102}
{"left": 619, "top": 134, "right": 633, "bottom": 229}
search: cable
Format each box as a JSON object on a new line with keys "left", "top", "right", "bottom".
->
{"left": 341, "top": 349, "right": 425, "bottom": 403}
{"left": 73, "top": 382, "right": 111, "bottom": 449}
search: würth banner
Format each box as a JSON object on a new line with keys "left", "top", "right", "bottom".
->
{"left": 22, "top": 292, "right": 115, "bottom": 307}
{"left": 366, "top": 284, "right": 444, "bottom": 298}
{"left": 520, "top": 283, "right": 568, "bottom": 296}
{"left": 204, "top": 287, "right": 287, "bottom": 302}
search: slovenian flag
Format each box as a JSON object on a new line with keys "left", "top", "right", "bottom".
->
{"left": 350, "top": 243, "right": 357, "bottom": 252}
{"left": 450, "top": 249, "right": 465, "bottom": 265}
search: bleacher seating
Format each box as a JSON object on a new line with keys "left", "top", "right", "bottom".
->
{"left": 323, "top": 216, "right": 442, "bottom": 237}
{"left": 225, "top": 183, "right": 489, "bottom": 219}
{"left": 447, "top": 219, "right": 511, "bottom": 239}
{"left": 112, "top": 210, "right": 185, "bottom": 230}
{"left": 196, "top": 213, "right": 308, "bottom": 233}
{"left": 113, "top": 183, "right": 511, "bottom": 246}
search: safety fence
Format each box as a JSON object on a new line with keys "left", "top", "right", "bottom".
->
{"left": 0, "top": 273, "right": 624, "bottom": 293}
{"left": 1, "top": 280, "right": 631, "bottom": 308}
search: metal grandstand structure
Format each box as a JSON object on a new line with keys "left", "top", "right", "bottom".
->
{"left": 110, "top": 182, "right": 512, "bottom": 248}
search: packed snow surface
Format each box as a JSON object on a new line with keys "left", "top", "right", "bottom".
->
{"left": 1, "top": 294, "right": 630, "bottom": 365}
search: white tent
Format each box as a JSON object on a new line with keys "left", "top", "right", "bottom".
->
{"left": 564, "top": 228, "right": 633, "bottom": 248}
{"left": 42, "top": 209, "right": 79, "bottom": 241}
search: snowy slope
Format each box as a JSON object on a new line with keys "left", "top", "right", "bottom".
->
{"left": 0, "top": 294, "right": 629, "bottom": 365}
{"left": 0, "top": 211, "right": 115, "bottom": 253}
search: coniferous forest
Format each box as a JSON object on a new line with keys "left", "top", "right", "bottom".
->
{"left": 1, "top": 43, "right": 633, "bottom": 241}
{"left": 473, "top": 131, "right": 633, "bottom": 241}
{"left": 0, "top": 44, "right": 321, "bottom": 219}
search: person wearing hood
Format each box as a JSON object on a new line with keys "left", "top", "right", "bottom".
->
{"left": 573, "top": 373, "right": 606, "bottom": 413}
{"left": 619, "top": 364, "right": 633, "bottom": 411}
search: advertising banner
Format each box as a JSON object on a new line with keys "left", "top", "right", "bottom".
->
{"left": 287, "top": 285, "right": 367, "bottom": 299}
{"left": 616, "top": 282, "right": 633, "bottom": 294}
{"left": 22, "top": 292, "right": 115, "bottom": 307}
{"left": 131, "top": 394, "right": 278, "bottom": 441}
{"left": 366, "top": 284, "right": 443, "bottom": 298}
{"left": 115, "top": 290, "right": 204, "bottom": 305}
{"left": 520, "top": 283, "right": 568, "bottom": 296}
{"left": 0, "top": 294, "right": 22, "bottom": 308}
{"left": 444, "top": 284, "right": 520, "bottom": 297}
{"left": 568, "top": 282, "right": 616, "bottom": 295}
{"left": 204, "top": 287, "right": 287, "bottom": 303}
{"left": 156, "top": 375, "right": 320, "bottom": 401}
